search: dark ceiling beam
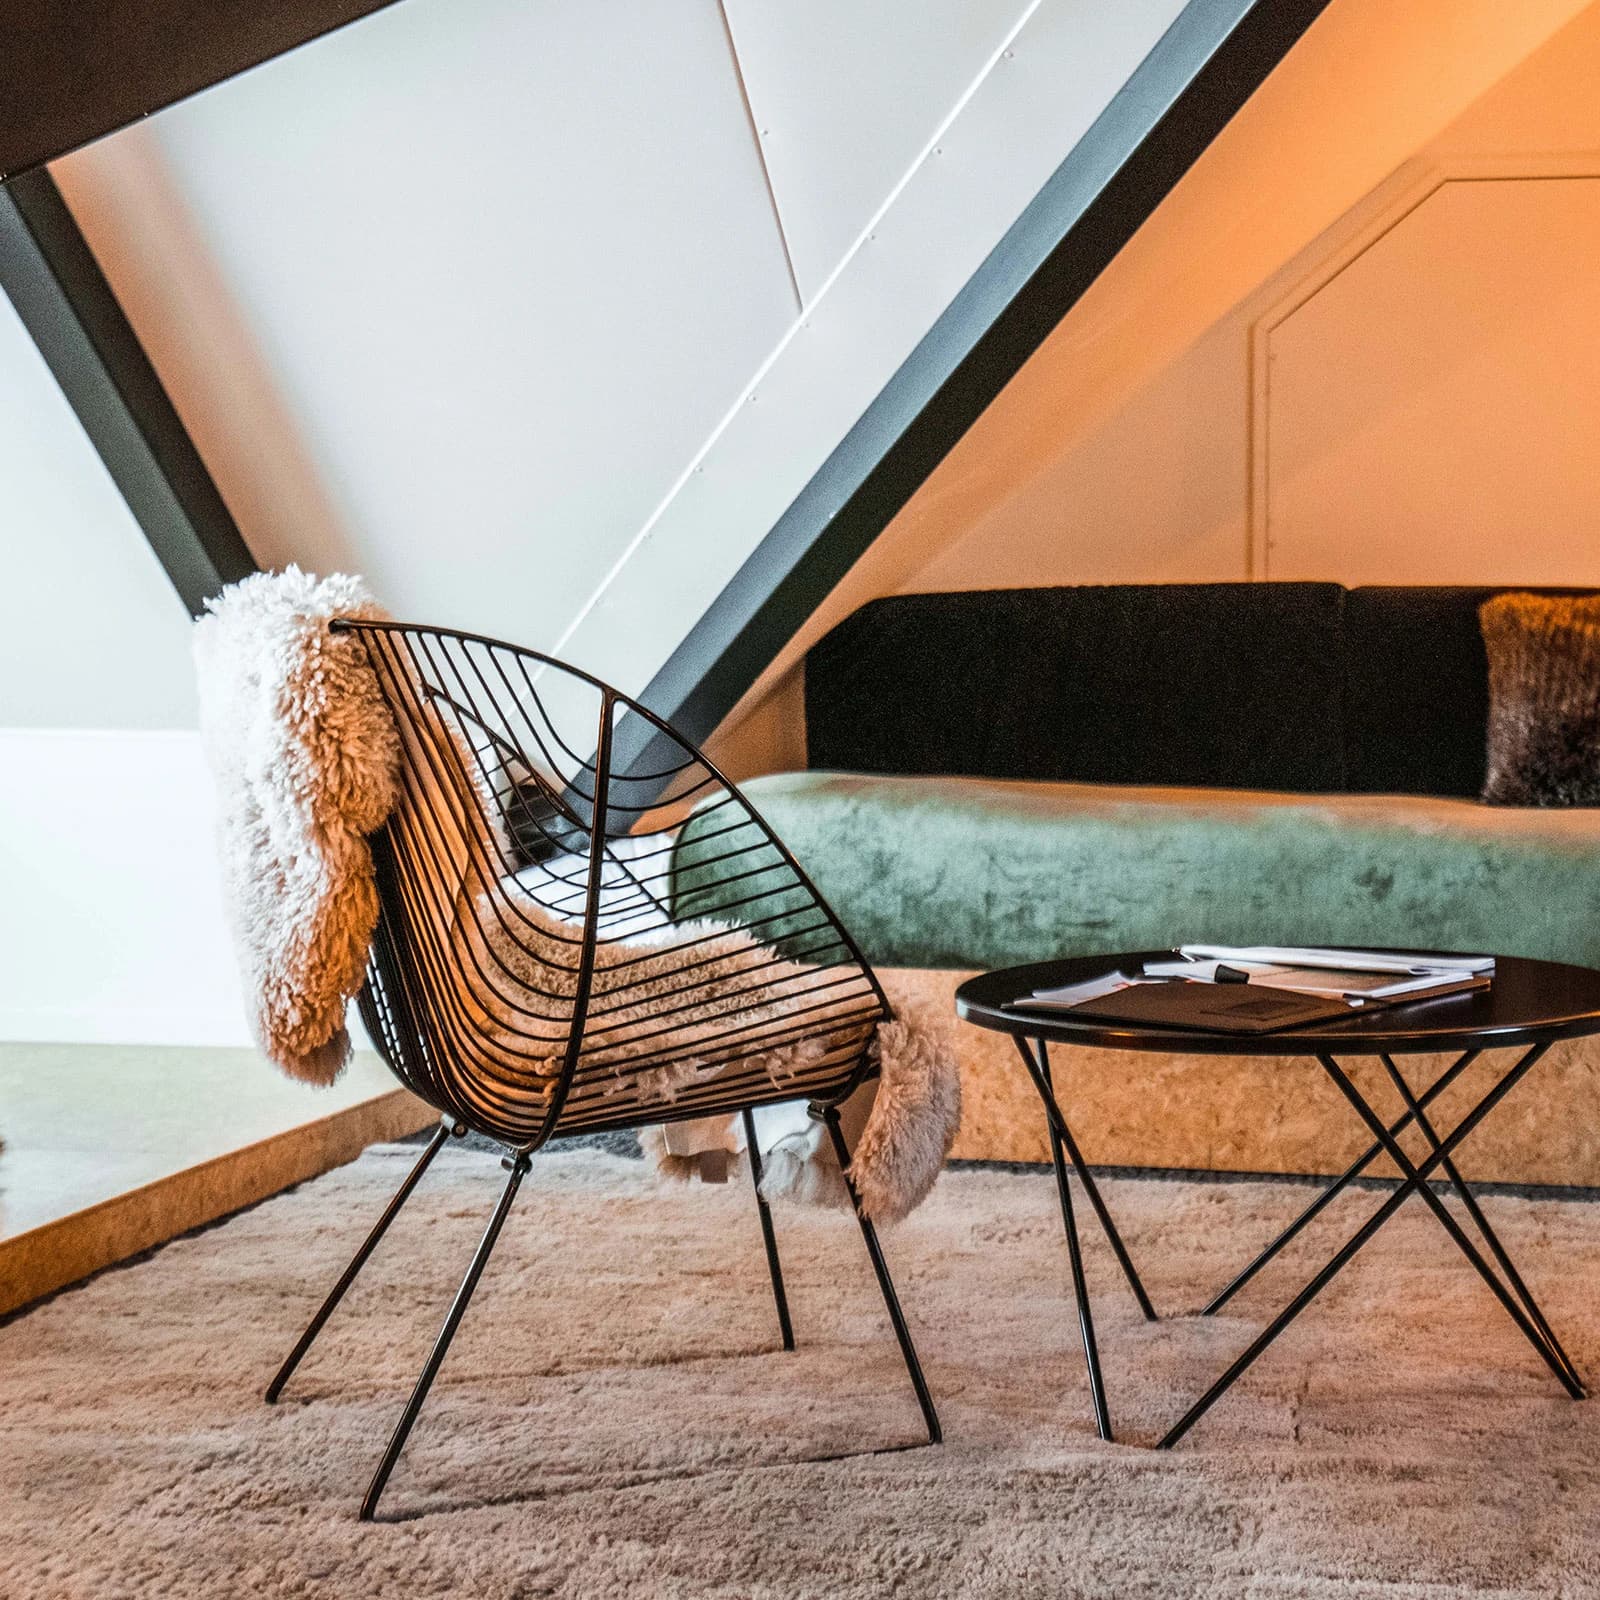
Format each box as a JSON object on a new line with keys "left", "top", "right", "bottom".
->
{"left": 617, "top": 0, "right": 1334, "bottom": 785}
{"left": 0, "top": 0, "right": 407, "bottom": 179}
{"left": 0, "top": 167, "right": 257, "bottom": 613}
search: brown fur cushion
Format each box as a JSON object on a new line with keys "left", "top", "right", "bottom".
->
{"left": 1481, "top": 592, "right": 1600, "bottom": 806}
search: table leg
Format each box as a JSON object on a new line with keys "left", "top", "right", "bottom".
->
{"left": 1203, "top": 1049, "right": 1481, "bottom": 1315}
{"left": 1046, "top": 1080, "right": 1113, "bottom": 1440}
{"left": 1160, "top": 1040, "right": 1555, "bottom": 1449}
{"left": 1013, "top": 1035, "right": 1156, "bottom": 1441}
{"left": 1317, "top": 1051, "right": 1584, "bottom": 1399}
{"left": 1377, "top": 1052, "right": 1583, "bottom": 1392}
{"left": 1015, "top": 1036, "right": 1156, "bottom": 1318}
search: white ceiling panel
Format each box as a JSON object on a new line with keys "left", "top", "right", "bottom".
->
{"left": 62, "top": 0, "right": 798, "bottom": 655}
{"left": 723, "top": 0, "right": 1030, "bottom": 300}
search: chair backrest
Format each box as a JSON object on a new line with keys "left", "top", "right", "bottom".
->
{"left": 341, "top": 620, "right": 888, "bottom": 1151}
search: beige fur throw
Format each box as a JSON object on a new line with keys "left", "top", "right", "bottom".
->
{"left": 194, "top": 568, "right": 397, "bottom": 1084}
{"left": 195, "top": 569, "right": 960, "bottom": 1219}
{"left": 641, "top": 972, "right": 962, "bottom": 1226}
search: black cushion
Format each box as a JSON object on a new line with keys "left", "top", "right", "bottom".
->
{"left": 805, "top": 583, "right": 1349, "bottom": 792}
{"left": 1344, "top": 587, "right": 1600, "bottom": 797}
{"left": 1343, "top": 587, "right": 1502, "bottom": 797}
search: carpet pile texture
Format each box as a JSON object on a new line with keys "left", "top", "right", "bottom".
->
{"left": 5, "top": 1143, "right": 1600, "bottom": 1597}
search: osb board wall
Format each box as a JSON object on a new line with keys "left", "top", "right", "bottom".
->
{"left": 882, "top": 970, "right": 1600, "bottom": 1187}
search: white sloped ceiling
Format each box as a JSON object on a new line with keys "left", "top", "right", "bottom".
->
{"left": 57, "top": 0, "right": 800, "bottom": 655}
{"left": 54, "top": 0, "right": 1185, "bottom": 696}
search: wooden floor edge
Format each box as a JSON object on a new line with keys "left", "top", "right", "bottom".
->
{"left": 0, "top": 1088, "right": 435, "bottom": 1317}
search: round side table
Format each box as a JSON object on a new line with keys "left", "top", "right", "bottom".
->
{"left": 956, "top": 951, "right": 1600, "bottom": 1446}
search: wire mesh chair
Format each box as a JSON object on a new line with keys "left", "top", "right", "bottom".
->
{"left": 262, "top": 620, "right": 941, "bottom": 1519}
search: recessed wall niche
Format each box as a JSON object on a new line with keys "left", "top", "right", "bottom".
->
{"left": 1256, "top": 163, "right": 1600, "bottom": 584}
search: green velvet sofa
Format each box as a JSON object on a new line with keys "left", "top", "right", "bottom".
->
{"left": 673, "top": 583, "right": 1600, "bottom": 972}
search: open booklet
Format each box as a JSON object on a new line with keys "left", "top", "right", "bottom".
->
{"left": 1010, "top": 946, "right": 1494, "bottom": 1030}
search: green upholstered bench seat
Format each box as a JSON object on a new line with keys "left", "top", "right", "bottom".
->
{"left": 670, "top": 770, "right": 1600, "bottom": 973}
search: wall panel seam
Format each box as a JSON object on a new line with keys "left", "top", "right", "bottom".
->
{"left": 716, "top": 0, "right": 803, "bottom": 314}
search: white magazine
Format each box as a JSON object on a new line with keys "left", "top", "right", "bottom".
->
{"left": 1175, "top": 944, "right": 1494, "bottom": 977}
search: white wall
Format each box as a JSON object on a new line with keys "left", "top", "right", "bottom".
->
{"left": 0, "top": 731, "right": 250, "bottom": 1046}
{"left": 0, "top": 292, "right": 196, "bottom": 730}
{"left": 51, "top": 0, "right": 1190, "bottom": 698}
{"left": 0, "top": 290, "right": 251, "bottom": 1045}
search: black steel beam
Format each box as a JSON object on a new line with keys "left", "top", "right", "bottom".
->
{"left": 618, "top": 0, "right": 1333, "bottom": 780}
{"left": 0, "top": 0, "right": 407, "bottom": 180}
{"left": 0, "top": 167, "right": 257, "bottom": 614}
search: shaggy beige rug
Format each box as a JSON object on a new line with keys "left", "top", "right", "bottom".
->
{"left": 5, "top": 1144, "right": 1600, "bottom": 1598}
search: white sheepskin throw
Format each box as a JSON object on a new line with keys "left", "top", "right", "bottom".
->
{"left": 844, "top": 974, "right": 963, "bottom": 1223}
{"left": 654, "top": 974, "right": 962, "bottom": 1226}
{"left": 193, "top": 568, "right": 397, "bottom": 1084}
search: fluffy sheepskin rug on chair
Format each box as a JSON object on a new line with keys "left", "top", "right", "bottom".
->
{"left": 193, "top": 568, "right": 396, "bottom": 1087}
{"left": 193, "top": 567, "right": 961, "bottom": 1223}
{"left": 642, "top": 976, "right": 961, "bottom": 1225}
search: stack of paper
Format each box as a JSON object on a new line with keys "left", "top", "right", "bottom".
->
{"left": 1143, "top": 946, "right": 1494, "bottom": 1006}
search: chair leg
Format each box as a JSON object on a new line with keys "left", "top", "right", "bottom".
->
{"left": 361, "top": 1151, "right": 530, "bottom": 1521}
{"left": 266, "top": 1121, "right": 453, "bottom": 1404}
{"left": 741, "top": 1107, "right": 794, "bottom": 1351}
{"left": 821, "top": 1108, "right": 942, "bottom": 1446}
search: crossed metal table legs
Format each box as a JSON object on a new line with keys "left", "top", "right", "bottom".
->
{"left": 1014, "top": 1036, "right": 1586, "bottom": 1448}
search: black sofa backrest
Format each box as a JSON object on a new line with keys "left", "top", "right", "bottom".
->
{"left": 804, "top": 583, "right": 1595, "bottom": 798}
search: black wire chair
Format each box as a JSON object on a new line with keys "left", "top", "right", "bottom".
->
{"left": 263, "top": 620, "right": 941, "bottom": 1519}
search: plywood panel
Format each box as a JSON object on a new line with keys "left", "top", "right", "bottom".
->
{"left": 1265, "top": 176, "right": 1600, "bottom": 583}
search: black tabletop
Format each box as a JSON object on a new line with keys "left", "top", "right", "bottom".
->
{"left": 954, "top": 951, "right": 1600, "bottom": 1056}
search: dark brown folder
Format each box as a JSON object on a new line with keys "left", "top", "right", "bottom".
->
{"left": 1057, "top": 982, "right": 1355, "bottom": 1035}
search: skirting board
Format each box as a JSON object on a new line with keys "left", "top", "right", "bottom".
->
{"left": 0, "top": 1087, "right": 434, "bottom": 1318}
{"left": 887, "top": 968, "right": 1600, "bottom": 1186}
